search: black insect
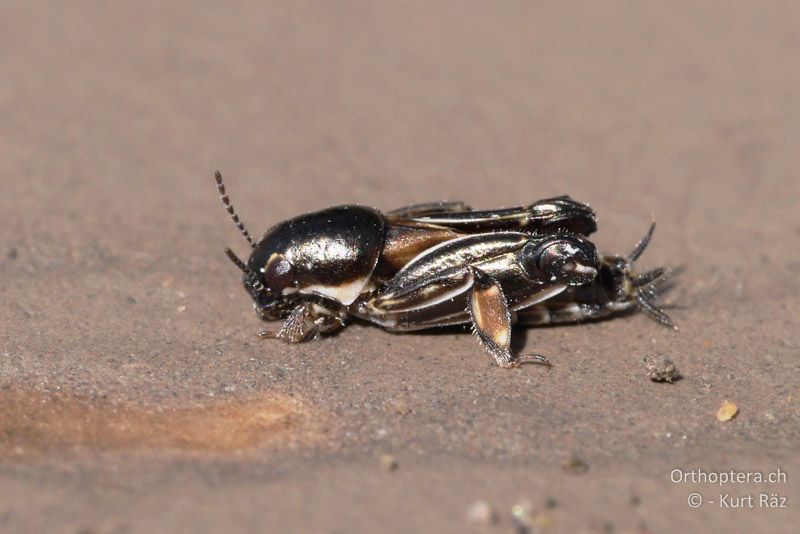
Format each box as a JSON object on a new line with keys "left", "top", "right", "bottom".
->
{"left": 215, "top": 171, "right": 673, "bottom": 368}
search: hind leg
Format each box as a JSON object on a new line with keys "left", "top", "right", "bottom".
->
{"left": 468, "top": 267, "right": 551, "bottom": 369}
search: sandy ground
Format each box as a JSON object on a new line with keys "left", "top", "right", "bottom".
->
{"left": 1, "top": 1, "right": 799, "bottom": 532}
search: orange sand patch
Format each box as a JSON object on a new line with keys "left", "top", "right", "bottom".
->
{"left": 0, "top": 388, "right": 323, "bottom": 457}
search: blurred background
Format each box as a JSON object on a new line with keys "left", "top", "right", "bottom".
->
{"left": 1, "top": 2, "right": 798, "bottom": 532}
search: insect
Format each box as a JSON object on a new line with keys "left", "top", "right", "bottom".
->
{"left": 215, "top": 171, "right": 674, "bottom": 368}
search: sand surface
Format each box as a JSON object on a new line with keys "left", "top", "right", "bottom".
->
{"left": 1, "top": 2, "right": 799, "bottom": 532}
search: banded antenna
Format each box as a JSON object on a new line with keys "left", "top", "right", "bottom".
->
{"left": 224, "top": 247, "right": 248, "bottom": 272}
{"left": 215, "top": 170, "right": 255, "bottom": 248}
{"left": 225, "top": 247, "right": 265, "bottom": 292}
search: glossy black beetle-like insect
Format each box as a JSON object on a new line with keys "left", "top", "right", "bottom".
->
{"left": 216, "top": 171, "right": 674, "bottom": 368}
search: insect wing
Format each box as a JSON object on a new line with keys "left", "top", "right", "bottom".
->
{"left": 386, "top": 201, "right": 473, "bottom": 218}
{"left": 387, "top": 196, "right": 597, "bottom": 236}
{"left": 376, "top": 233, "right": 530, "bottom": 304}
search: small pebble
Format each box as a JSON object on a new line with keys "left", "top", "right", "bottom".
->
{"left": 562, "top": 455, "right": 589, "bottom": 475}
{"left": 643, "top": 356, "right": 680, "bottom": 382}
{"left": 391, "top": 399, "right": 411, "bottom": 415}
{"left": 379, "top": 454, "right": 398, "bottom": 472}
{"left": 511, "top": 500, "right": 533, "bottom": 531}
{"left": 533, "top": 512, "right": 553, "bottom": 529}
{"left": 466, "top": 500, "right": 497, "bottom": 525}
{"left": 716, "top": 400, "right": 739, "bottom": 422}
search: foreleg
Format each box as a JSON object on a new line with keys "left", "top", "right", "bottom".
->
{"left": 259, "top": 303, "right": 346, "bottom": 343}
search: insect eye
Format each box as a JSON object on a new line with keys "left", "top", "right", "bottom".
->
{"left": 264, "top": 254, "right": 295, "bottom": 291}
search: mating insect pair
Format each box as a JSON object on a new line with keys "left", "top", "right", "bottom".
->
{"left": 216, "top": 171, "right": 674, "bottom": 368}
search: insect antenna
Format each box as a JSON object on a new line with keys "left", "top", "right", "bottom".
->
{"left": 215, "top": 170, "right": 255, "bottom": 248}
{"left": 224, "top": 247, "right": 267, "bottom": 293}
{"left": 633, "top": 267, "right": 666, "bottom": 287}
{"left": 635, "top": 291, "right": 677, "bottom": 330}
{"left": 224, "top": 247, "right": 248, "bottom": 272}
{"left": 628, "top": 218, "right": 656, "bottom": 262}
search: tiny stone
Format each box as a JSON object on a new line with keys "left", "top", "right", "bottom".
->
{"left": 466, "top": 501, "right": 497, "bottom": 525}
{"left": 379, "top": 454, "right": 398, "bottom": 472}
{"left": 643, "top": 356, "right": 680, "bottom": 382}
{"left": 511, "top": 500, "right": 533, "bottom": 528}
{"left": 391, "top": 399, "right": 411, "bottom": 415}
{"left": 763, "top": 411, "right": 776, "bottom": 423}
{"left": 562, "top": 455, "right": 589, "bottom": 475}
{"left": 716, "top": 400, "right": 739, "bottom": 422}
{"left": 533, "top": 512, "right": 553, "bottom": 529}
{"left": 8, "top": 247, "right": 18, "bottom": 260}
{"left": 177, "top": 305, "right": 187, "bottom": 313}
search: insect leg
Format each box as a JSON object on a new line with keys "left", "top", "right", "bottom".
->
{"left": 259, "top": 303, "right": 346, "bottom": 343}
{"left": 259, "top": 303, "right": 316, "bottom": 343}
{"left": 468, "top": 267, "right": 550, "bottom": 368}
{"left": 516, "top": 302, "right": 610, "bottom": 325}
{"left": 386, "top": 201, "right": 472, "bottom": 218}
{"left": 311, "top": 308, "right": 347, "bottom": 337}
